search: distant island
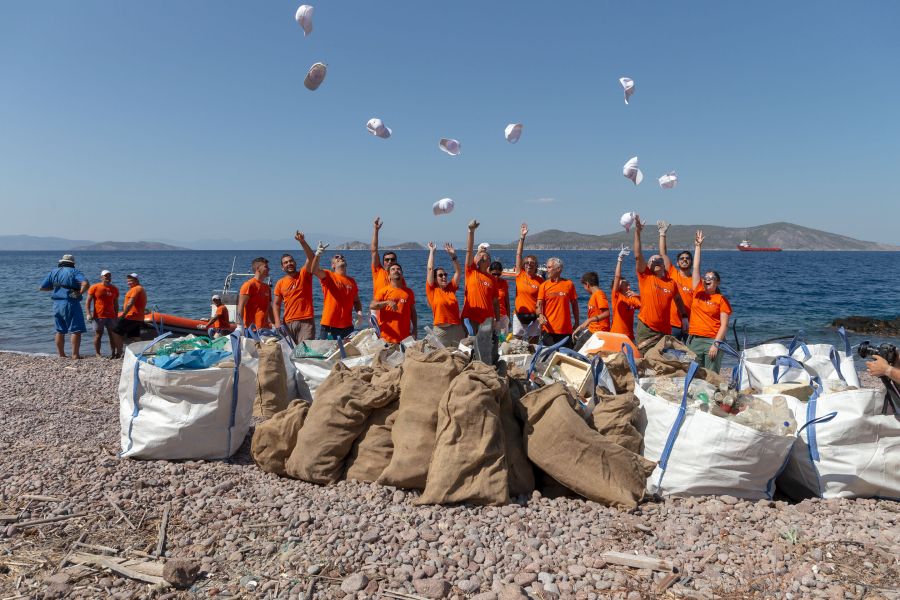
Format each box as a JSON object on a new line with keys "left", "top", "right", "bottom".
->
{"left": 72, "top": 241, "right": 188, "bottom": 251}
{"left": 492, "top": 222, "right": 899, "bottom": 251}
{"left": 334, "top": 241, "right": 425, "bottom": 251}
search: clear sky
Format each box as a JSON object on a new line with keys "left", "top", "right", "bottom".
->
{"left": 1, "top": 1, "right": 898, "bottom": 246}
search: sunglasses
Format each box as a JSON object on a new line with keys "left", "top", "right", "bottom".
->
{"left": 703, "top": 277, "right": 717, "bottom": 283}
{"left": 436, "top": 272, "right": 447, "bottom": 277}
{"left": 384, "top": 256, "right": 397, "bottom": 262}
{"left": 678, "top": 256, "right": 692, "bottom": 261}
{"left": 333, "top": 254, "right": 345, "bottom": 260}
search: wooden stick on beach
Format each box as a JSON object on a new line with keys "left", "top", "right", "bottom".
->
{"left": 155, "top": 505, "right": 170, "bottom": 557}
{"left": 105, "top": 495, "right": 136, "bottom": 530}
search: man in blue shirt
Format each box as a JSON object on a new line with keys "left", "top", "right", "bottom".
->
{"left": 39, "top": 254, "right": 90, "bottom": 358}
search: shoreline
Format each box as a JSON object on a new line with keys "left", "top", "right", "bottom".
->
{"left": 0, "top": 353, "right": 896, "bottom": 599}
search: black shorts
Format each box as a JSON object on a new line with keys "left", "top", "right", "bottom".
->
{"left": 541, "top": 332, "right": 573, "bottom": 349}
{"left": 516, "top": 311, "right": 538, "bottom": 325}
{"left": 320, "top": 325, "right": 354, "bottom": 340}
{"left": 114, "top": 318, "right": 142, "bottom": 338}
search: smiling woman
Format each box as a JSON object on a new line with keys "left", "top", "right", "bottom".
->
{"left": 686, "top": 231, "right": 732, "bottom": 371}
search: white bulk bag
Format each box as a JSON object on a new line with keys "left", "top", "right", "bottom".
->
{"left": 293, "top": 354, "right": 376, "bottom": 401}
{"left": 757, "top": 384, "right": 900, "bottom": 500}
{"left": 119, "top": 333, "right": 258, "bottom": 460}
{"left": 741, "top": 355, "right": 816, "bottom": 390}
{"left": 787, "top": 328, "right": 860, "bottom": 388}
{"left": 635, "top": 362, "right": 799, "bottom": 499}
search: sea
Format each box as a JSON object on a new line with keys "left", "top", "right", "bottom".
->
{"left": 4, "top": 250, "right": 899, "bottom": 361}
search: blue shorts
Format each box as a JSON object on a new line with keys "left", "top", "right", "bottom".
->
{"left": 53, "top": 300, "right": 86, "bottom": 334}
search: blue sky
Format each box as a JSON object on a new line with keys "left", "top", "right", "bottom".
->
{"left": 1, "top": 1, "right": 898, "bottom": 246}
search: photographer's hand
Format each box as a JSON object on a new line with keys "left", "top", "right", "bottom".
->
{"left": 867, "top": 355, "right": 899, "bottom": 383}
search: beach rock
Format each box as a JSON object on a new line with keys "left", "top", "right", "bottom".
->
{"left": 163, "top": 559, "right": 201, "bottom": 588}
{"left": 340, "top": 572, "right": 369, "bottom": 593}
{"left": 831, "top": 316, "right": 900, "bottom": 335}
{"left": 413, "top": 577, "right": 451, "bottom": 598}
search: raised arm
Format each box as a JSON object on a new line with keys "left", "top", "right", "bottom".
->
{"left": 311, "top": 241, "right": 329, "bottom": 278}
{"left": 613, "top": 245, "right": 628, "bottom": 298}
{"left": 508, "top": 223, "right": 528, "bottom": 277}
{"left": 633, "top": 215, "right": 647, "bottom": 274}
{"left": 426, "top": 242, "right": 436, "bottom": 286}
{"left": 295, "top": 230, "right": 316, "bottom": 272}
{"left": 465, "top": 219, "right": 479, "bottom": 269}
{"left": 658, "top": 220, "right": 672, "bottom": 271}
{"left": 692, "top": 230, "right": 704, "bottom": 288}
{"left": 445, "top": 243, "right": 460, "bottom": 286}
{"left": 370, "top": 217, "right": 383, "bottom": 269}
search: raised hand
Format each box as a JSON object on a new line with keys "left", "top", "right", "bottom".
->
{"left": 695, "top": 230, "right": 705, "bottom": 246}
{"left": 657, "top": 220, "right": 670, "bottom": 235}
{"left": 520, "top": 223, "right": 528, "bottom": 238}
{"left": 294, "top": 230, "right": 305, "bottom": 243}
{"left": 634, "top": 215, "right": 644, "bottom": 234}
{"left": 315, "top": 241, "right": 330, "bottom": 256}
{"left": 468, "top": 219, "right": 480, "bottom": 231}
{"left": 427, "top": 241, "right": 436, "bottom": 252}
{"left": 373, "top": 217, "right": 383, "bottom": 231}
{"left": 617, "top": 244, "right": 631, "bottom": 260}
{"left": 444, "top": 242, "right": 456, "bottom": 258}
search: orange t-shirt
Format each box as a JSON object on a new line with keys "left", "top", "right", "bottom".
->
{"left": 495, "top": 277, "right": 510, "bottom": 317}
{"left": 689, "top": 282, "right": 733, "bottom": 339}
{"left": 372, "top": 264, "right": 405, "bottom": 295}
{"left": 320, "top": 270, "right": 358, "bottom": 329}
{"left": 426, "top": 281, "right": 461, "bottom": 326}
{"left": 123, "top": 285, "right": 147, "bottom": 322}
{"left": 88, "top": 283, "right": 119, "bottom": 319}
{"left": 587, "top": 289, "right": 611, "bottom": 333}
{"left": 461, "top": 264, "right": 497, "bottom": 323}
{"left": 668, "top": 266, "right": 694, "bottom": 328}
{"left": 636, "top": 268, "right": 676, "bottom": 334}
{"left": 274, "top": 270, "right": 314, "bottom": 323}
{"left": 537, "top": 278, "right": 577, "bottom": 335}
{"left": 375, "top": 286, "right": 415, "bottom": 343}
{"left": 611, "top": 290, "right": 641, "bottom": 340}
{"left": 514, "top": 271, "right": 544, "bottom": 314}
{"left": 239, "top": 279, "right": 272, "bottom": 328}
{"left": 210, "top": 304, "right": 230, "bottom": 329}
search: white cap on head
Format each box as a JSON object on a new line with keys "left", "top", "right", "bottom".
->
{"left": 439, "top": 138, "right": 460, "bottom": 156}
{"left": 211, "top": 294, "right": 221, "bottom": 301}
{"left": 504, "top": 123, "right": 523, "bottom": 144}
{"left": 100, "top": 269, "right": 111, "bottom": 276}
{"left": 432, "top": 198, "right": 455, "bottom": 215}
{"left": 294, "top": 4, "right": 314, "bottom": 36}
{"left": 127, "top": 272, "right": 139, "bottom": 279}
{"left": 623, "top": 156, "right": 643, "bottom": 186}
{"left": 366, "top": 118, "right": 392, "bottom": 139}
{"left": 477, "top": 242, "right": 490, "bottom": 253}
{"left": 619, "top": 77, "right": 635, "bottom": 104}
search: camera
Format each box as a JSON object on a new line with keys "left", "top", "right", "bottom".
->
{"left": 858, "top": 341, "right": 898, "bottom": 365}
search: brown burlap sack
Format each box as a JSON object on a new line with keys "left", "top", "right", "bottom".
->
{"left": 642, "top": 336, "right": 696, "bottom": 378}
{"left": 250, "top": 399, "right": 309, "bottom": 476}
{"left": 377, "top": 348, "right": 468, "bottom": 489}
{"left": 253, "top": 338, "right": 289, "bottom": 417}
{"left": 519, "top": 383, "right": 656, "bottom": 509}
{"left": 501, "top": 370, "right": 535, "bottom": 497}
{"left": 590, "top": 392, "right": 642, "bottom": 454}
{"left": 285, "top": 363, "right": 396, "bottom": 484}
{"left": 603, "top": 352, "right": 640, "bottom": 393}
{"left": 343, "top": 364, "right": 403, "bottom": 482}
{"left": 419, "top": 362, "right": 508, "bottom": 505}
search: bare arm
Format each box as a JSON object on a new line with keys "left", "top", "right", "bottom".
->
{"left": 426, "top": 242, "right": 436, "bottom": 286}
{"left": 465, "top": 220, "right": 478, "bottom": 269}
{"left": 708, "top": 312, "right": 730, "bottom": 361}
{"left": 353, "top": 293, "right": 362, "bottom": 314}
{"left": 85, "top": 292, "right": 95, "bottom": 320}
{"left": 612, "top": 255, "right": 624, "bottom": 299}
{"left": 571, "top": 298, "right": 580, "bottom": 331}
{"left": 692, "top": 230, "right": 704, "bottom": 288}
{"left": 295, "top": 231, "right": 315, "bottom": 272}
{"left": 492, "top": 296, "right": 500, "bottom": 321}
{"left": 658, "top": 220, "right": 672, "bottom": 271}
{"left": 511, "top": 223, "right": 528, "bottom": 276}
{"left": 236, "top": 294, "right": 249, "bottom": 327}
{"left": 411, "top": 304, "right": 418, "bottom": 339}
{"left": 445, "top": 243, "right": 460, "bottom": 286}
{"left": 633, "top": 216, "right": 647, "bottom": 274}
{"left": 536, "top": 299, "right": 546, "bottom": 326}
{"left": 272, "top": 294, "right": 283, "bottom": 328}
{"left": 504, "top": 291, "right": 510, "bottom": 320}
{"left": 370, "top": 217, "right": 382, "bottom": 269}
{"left": 673, "top": 294, "right": 689, "bottom": 321}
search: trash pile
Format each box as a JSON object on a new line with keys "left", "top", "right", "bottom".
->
{"left": 140, "top": 335, "right": 233, "bottom": 370}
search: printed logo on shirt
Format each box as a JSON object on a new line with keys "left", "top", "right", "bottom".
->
{"left": 549, "top": 291, "right": 569, "bottom": 298}
{"left": 653, "top": 282, "right": 674, "bottom": 295}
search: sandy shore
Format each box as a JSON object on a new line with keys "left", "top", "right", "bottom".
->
{"left": 0, "top": 352, "right": 897, "bottom": 600}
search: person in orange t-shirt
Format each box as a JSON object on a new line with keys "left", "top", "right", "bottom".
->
{"left": 237, "top": 258, "right": 275, "bottom": 330}
{"left": 425, "top": 241, "right": 465, "bottom": 346}
{"left": 273, "top": 231, "right": 319, "bottom": 342}
{"left": 370, "top": 217, "right": 406, "bottom": 295}
{"left": 632, "top": 215, "right": 689, "bottom": 349}
{"left": 371, "top": 264, "right": 417, "bottom": 344}
{"left": 536, "top": 257, "right": 579, "bottom": 347}
{"left": 687, "top": 230, "right": 732, "bottom": 371}
{"left": 657, "top": 220, "right": 695, "bottom": 342}
{"left": 460, "top": 220, "right": 500, "bottom": 327}
{"left": 86, "top": 269, "right": 121, "bottom": 358}
{"left": 610, "top": 247, "right": 641, "bottom": 341}
{"left": 501, "top": 223, "right": 543, "bottom": 341}
{"left": 311, "top": 252, "right": 362, "bottom": 340}
{"left": 489, "top": 261, "right": 511, "bottom": 331}
{"left": 114, "top": 273, "right": 147, "bottom": 343}
{"left": 573, "top": 272, "right": 610, "bottom": 340}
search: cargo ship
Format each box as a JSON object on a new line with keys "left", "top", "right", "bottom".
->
{"left": 737, "top": 240, "right": 782, "bottom": 252}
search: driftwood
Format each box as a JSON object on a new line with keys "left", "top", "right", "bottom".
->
{"left": 20, "top": 494, "right": 62, "bottom": 502}
{"left": 106, "top": 495, "right": 136, "bottom": 530}
{"left": 68, "top": 552, "right": 168, "bottom": 586}
{"left": 11, "top": 512, "right": 87, "bottom": 530}
{"left": 155, "top": 505, "right": 171, "bottom": 557}
{"left": 601, "top": 551, "right": 675, "bottom": 572}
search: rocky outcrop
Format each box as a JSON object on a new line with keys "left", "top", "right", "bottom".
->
{"left": 832, "top": 316, "right": 900, "bottom": 336}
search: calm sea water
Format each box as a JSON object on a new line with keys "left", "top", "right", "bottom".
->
{"left": 4, "top": 250, "right": 899, "bottom": 356}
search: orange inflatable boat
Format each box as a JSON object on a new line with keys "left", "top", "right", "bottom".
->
{"left": 144, "top": 312, "right": 236, "bottom": 337}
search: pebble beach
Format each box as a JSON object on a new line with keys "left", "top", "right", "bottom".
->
{"left": 0, "top": 352, "right": 897, "bottom": 600}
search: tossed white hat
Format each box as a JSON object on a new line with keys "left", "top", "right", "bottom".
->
{"left": 619, "top": 77, "right": 635, "bottom": 105}
{"left": 100, "top": 269, "right": 111, "bottom": 276}
{"left": 623, "top": 156, "right": 643, "bottom": 186}
{"left": 432, "top": 198, "right": 455, "bottom": 215}
{"left": 366, "top": 118, "right": 392, "bottom": 139}
{"left": 504, "top": 123, "right": 523, "bottom": 144}
{"left": 619, "top": 211, "right": 636, "bottom": 232}
{"left": 304, "top": 62, "right": 327, "bottom": 91}
{"left": 294, "top": 5, "right": 314, "bottom": 36}
{"left": 658, "top": 171, "right": 678, "bottom": 189}
{"left": 439, "top": 138, "right": 460, "bottom": 156}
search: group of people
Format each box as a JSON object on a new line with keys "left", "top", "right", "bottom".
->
{"left": 235, "top": 215, "right": 733, "bottom": 370}
{"left": 39, "top": 255, "right": 147, "bottom": 359}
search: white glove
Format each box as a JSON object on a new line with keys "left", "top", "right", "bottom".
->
{"left": 315, "top": 241, "right": 329, "bottom": 256}
{"left": 656, "top": 220, "right": 670, "bottom": 234}
{"left": 617, "top": 245, "right": 631, "bottom": 260}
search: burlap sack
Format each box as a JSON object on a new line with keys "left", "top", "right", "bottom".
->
{"left": 591, "top": 392, "right": 642, "bottom": 454}
{"left": 642, "top": 336, "right": 697, "bottom": 378}
{"left": 285, "top": 363, "right": 396, "bottom": 484}
{"left": 377, "top": 348, "right": 468, "bottom": 489}
{"left": 519, "top": 383, "right": 656, "bottom": 508}
{"left": 603, "top": 352, "right": 639, "bottom": 393}
{"left": 251, "top": 399, "right": 309, "bottom": 476}
{"left": 253, "top": 338, "right": 289, "bottom": 417}
{"left": 343, "top": 364, "right": 403, "bottom": 482}
{"left": 419, "top": 362, "right": 508, "bottom": 505}
{"left": 501, "top": 369, "right": 535, "bottom": 497}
